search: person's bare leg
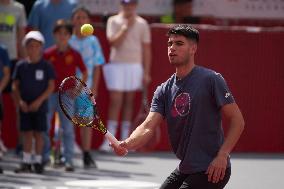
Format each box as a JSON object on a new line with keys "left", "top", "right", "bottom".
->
{"left": 81, "top": 127, "right": 92, "bottom": 151}
{"left": 100, "top": 91, "right": 123, "bottom": 151}
{"left": 34, "top": 131, "right": 43, "bottom": 164}
{"left": 34, "top": 131, "right": 43, "bottom": 155}
{"left": 108, "top": 91, "right": 124, "bottom": 121}
{"left": 107, "top": 90, "right": 124, "bottom": 136}
{"left": 81, "top": 126, "right": 97, "bottom": 167}
{"left": 23, "top": 131, "right": 33, "bottom": 155}
{"left": 15, "top": 131, "right": 33, "bottom": 173}
{"left": 121, "top": 91, "right": 135, "bottom": 140}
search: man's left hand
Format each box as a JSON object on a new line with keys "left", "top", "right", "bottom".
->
{"left": 206, "top": 153, "right": 228, "bottom": 183}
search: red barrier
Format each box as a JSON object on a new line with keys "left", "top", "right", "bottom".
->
{"left": 2, "top": 24, "right": 284, "bottom": 152}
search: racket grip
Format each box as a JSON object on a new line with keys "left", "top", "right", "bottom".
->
{"left": 105, "top": 130, "right": 120, "bottom": 147}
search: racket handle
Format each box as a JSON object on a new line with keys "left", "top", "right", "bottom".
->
{"left": 105, "top": 130, "right": 120, "bottom": 147}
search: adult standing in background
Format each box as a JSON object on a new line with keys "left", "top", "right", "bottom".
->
{"left": 28, "top": 0, "right": 78, "bottom": 49}
{"left": 101, "top": 0, "right": 151, "bottom": 151}
{"left": 0, "top": 0, "right": 27, "bottom": 157}
{"left": 0, "top": 0, "right": 27, "bottom": 91}
{"left": 16, "top": 0, "right": 37, "bottom": 17}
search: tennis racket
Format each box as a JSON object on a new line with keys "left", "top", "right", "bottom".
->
{"left": 58, "top": 76, "right": 121, "bottom": 149}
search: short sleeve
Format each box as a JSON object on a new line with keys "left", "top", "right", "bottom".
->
{"left": 92, "top": 37, "right": 105, "bottom": 66}
{"left": 12, "top": 61, "right": 21, "bottom": 80}
{"left": 0, "top": 46, "right": 11, "bottom": 67}
{"left": 18, "top": 3, "right": 27, "bottom": 28}
{"left": 28, "top": 1, "right": 40, "bottom": 28}
{"left": 46, "top": 61, "right": 56, "bottom": 80}
{"left": 150, "top": 84, "right": 166, "bottom": 117}
{"left": 211, "top": 72, "right": 235, "bottom": 108}
{"left": 75, "top": 51, "right": 87, "bottom": 73}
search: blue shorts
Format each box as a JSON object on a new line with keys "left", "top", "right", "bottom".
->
{"left": 19, "top": 111, "right": 47, "bottom": 132}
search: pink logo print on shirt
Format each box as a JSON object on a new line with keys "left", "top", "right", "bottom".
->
{"left": 171, "top": 92, "right": 191, "bottom": 117}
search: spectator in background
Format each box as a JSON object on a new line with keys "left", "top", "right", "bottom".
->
{"left": 0, "top": 44, "right": 11, "bottom": 174}
{"left": 28, "top": 0, "right": 78, "bottom": 168}
{"left": 173, "top": 0, "right": 193, "bottom": 23}
{"left": 0, "top": 0, "right": 26, "bottom": 63}
{"left": 13, "top": 31, "right": 55, "bottom": 174}
{"left": 69, "top": 6, "right": 105, "bottom": 168}
{"left": 101, "top": 0, "right": 151, "bottom": 151}
{"left": 44, "top": 19, "right": 87, "bottom": 171}
{"left": 16, "top": 0, "right": 37, "bottom": 17}
{"left": 173, "top": 0, "right": 201, "bottom": 24}
{"left": 0, "top": 0, "right": 27, "bottom": 157}
{"left": 28, "top": 0, "right": 78, "bottom": 49}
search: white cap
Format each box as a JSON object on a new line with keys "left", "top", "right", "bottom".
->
{"left": 22, "top": 31, "right": 45, "bottom": 46}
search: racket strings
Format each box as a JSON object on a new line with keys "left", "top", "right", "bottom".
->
{"left": 59, "top": 78, "right": 96, "bottom": 126}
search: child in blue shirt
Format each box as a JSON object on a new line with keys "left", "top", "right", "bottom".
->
{"left": 69, "top": 6, "right": 105, "bottom": 168}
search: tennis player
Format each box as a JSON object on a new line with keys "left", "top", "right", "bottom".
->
{"left": 112, "top": 24, "right": 245, "bottom": 189}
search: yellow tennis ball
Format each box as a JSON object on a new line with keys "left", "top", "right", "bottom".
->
{"left": 81, "top": 24, "right": 94, "bottom": 36}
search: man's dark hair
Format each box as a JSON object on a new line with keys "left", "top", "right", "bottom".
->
{"left": 167, "top": 24, "right": 199, "bottom": 43}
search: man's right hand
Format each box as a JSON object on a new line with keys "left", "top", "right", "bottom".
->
{"left": 111, "top": 141, "right": 128, "bottom": 156}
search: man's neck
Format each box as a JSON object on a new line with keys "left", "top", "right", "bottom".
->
{"left": 176, "top": 61, "right": 195, "bottom": 79}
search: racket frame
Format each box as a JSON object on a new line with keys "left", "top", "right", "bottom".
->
{"left": 58, "top": 76, "right": 120, "bottom": 147}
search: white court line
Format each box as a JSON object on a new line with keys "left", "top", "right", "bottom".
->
{"left": 65, "top": 179, "right": 160, "bottom": 188}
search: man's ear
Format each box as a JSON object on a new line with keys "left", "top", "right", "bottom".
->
{"left": 189, "top": 42, "right": 198, "bottom": 54}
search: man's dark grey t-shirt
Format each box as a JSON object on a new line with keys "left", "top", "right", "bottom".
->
{"left": 150, "top": 66, "right": 235, "bottom": 174}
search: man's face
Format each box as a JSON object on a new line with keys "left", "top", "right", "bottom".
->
{"left": 121, "top": 3, "right": 137, "bottom": 18}
{"left": 167, "top": 34, "right": 197, "bottom": 66}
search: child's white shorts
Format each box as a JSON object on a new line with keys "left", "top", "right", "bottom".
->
{"left": 103, "top": 62, "right": 143, "bottom": 91}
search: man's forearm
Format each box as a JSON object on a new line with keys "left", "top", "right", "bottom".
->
{"left": 218, "top": 115, "right": 245, "bottom": 156}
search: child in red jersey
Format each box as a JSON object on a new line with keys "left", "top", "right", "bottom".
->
{"left": 43, "top": 19, "right": 87, "bottom": 172}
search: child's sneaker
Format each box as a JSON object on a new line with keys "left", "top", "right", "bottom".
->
{"left": 33, "top": 163, "right": 44, "bottom": 174}
{"left": 14, "top": 163, "right": 32, "bottom": 173}
{"left": 65, "top": 162, "right": 74, "bottom": 172}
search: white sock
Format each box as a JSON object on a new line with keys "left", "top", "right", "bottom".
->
{"left": 23, "top": 152, "right": 32, "bottom": 164}
{"left": 34, "top": 154, "right": 42, "bottom": 164}
{"left": 121, "top": 120, "right": 131, "bottom": 140}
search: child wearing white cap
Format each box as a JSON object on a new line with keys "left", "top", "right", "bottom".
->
{"left": 12, "top": 31, "right": 55, "bottom": 174}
